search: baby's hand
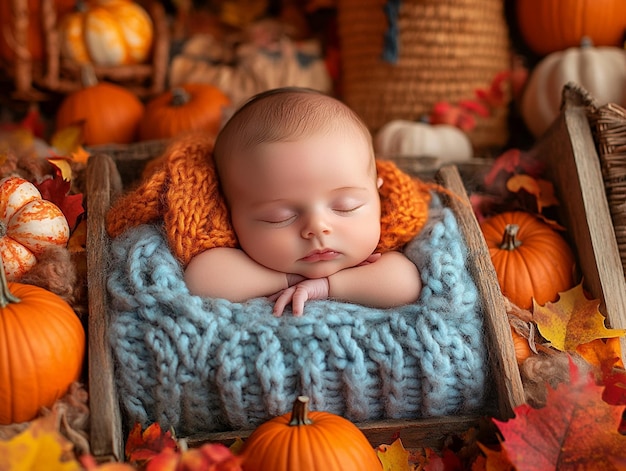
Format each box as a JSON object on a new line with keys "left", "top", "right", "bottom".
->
{"left": 269, "top": 278, "right": 330, "bottom": 317}
{"left": 357, "top": 252, "right": 382, "bottom": 266}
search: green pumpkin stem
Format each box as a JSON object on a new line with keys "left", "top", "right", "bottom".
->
{"left": 289, "top": 396, "right": 313, "bottom": 426}
{"left": 171, "top": 88, "right": 191, "bottom": 107}
{"left": 0, "top": 256, "right": 21, "bottom": 308}
{"left": 499, "top": 224, "right": 522, "bottom": 250}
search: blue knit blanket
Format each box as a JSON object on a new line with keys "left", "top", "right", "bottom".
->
{"left": 107, "top": 199, "right": 486, "bottom": 435}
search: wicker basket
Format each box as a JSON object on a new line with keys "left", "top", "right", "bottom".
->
{"left": 587, "top": 92, "right": 626, "bottom": 277}
{"left": 0, "top": 0, "right": 169, "bottom": 101}
{"left": 337, "top": 0, "right": 511, "bottom": 153}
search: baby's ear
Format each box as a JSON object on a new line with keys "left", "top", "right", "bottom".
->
{"left": 377, "top": 177, "right": 383, "bottom": 189}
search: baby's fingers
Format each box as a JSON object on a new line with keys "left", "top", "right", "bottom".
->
{"left": 272, "top": 287, "right": 295, "bottom": 317}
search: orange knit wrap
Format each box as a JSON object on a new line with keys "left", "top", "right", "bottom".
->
{"left": 106, "top": 132, "right": 433, "bottom": 267}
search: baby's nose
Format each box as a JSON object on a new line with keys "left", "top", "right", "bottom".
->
{"left": 301, "top": 212, "right": 332, "bottom": 238}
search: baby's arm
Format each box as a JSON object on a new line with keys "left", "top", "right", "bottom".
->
{"left": 328, "top": 250, "right": 422, "bottom": 308}
{"left": 271, "top": 251, "right": 421, "bottom": 316}
{"left": 184, "top": 247, "right": 289, "bottom": 301}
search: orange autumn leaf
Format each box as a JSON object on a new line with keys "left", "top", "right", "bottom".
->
{"left": 506, "top": 174, "right": 559, "bottom": 213}
{"left": 533, "top": 283, "right": 626, "bottom": 351}
{"left": 70, "top": 146, "right": 90, "bottom": 164}
{"left": 477, "top": 443, "right": 515, "bottom": 471}
{"left": 576, "top": 337, "right": 624, "bottom": 371}
{"left": 125, "top": 422, "right": 178, "bottom": 466}
{"left": 493, "top": 357, "right": 626, "bottom": 470}
{"left": 0, "top": 412, "right": 82, "bottom": 471}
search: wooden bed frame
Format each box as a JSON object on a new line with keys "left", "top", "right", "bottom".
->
{"left": 85, "top": 84, "right": 626, "bottom": 462}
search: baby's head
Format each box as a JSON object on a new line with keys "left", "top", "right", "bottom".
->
{"left": 213, "top": 87, "right": 383, "bottom": 279}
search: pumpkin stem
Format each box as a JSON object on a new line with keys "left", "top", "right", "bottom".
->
{"left": 170, "top": 88, "right": 191, "bottom": 107}
{"left": 288, "top": 396, "right": 313, "bottom": 426}
{"left": 80, "top": 64, "right": 98, "bottom": 89}
{"left": 0, "top": 257, "right": 21, "bottom": 308}
{"left": 580, "top": 36, "right": 593, "bottom": 48}
{"left": 499, "top": 224, "right": 522, "bottom": 250}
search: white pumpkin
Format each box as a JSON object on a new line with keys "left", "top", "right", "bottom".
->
{"left": 0, "top": 177, "right": 70, "bottom": 281}
{"left": 521, "top": 40, "right": 626, "bottom": 137}
{"left": 374, "top": 120, "right": 473, "bottom": 163}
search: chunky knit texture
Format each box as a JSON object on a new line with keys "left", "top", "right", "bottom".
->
{"left": 108, "top": 197, "right": 486, "bottom": 435}
{"left": 106, "top": 132, "right": 432, "bottom": 266}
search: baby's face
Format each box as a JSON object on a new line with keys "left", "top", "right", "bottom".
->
{"left": 222, "top": 129, "right": 381, "bottom": 279}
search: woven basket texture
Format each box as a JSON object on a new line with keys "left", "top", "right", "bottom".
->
{"left": 589, "top": 100, "right": 626, "bottom": 275}
{"left": 337, "top": 0, "right": 511, "bottom": 152}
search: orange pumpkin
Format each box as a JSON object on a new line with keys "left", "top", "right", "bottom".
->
{"left": 59, "top": 0, "right": 154, "bottom": 66}
{"left": 0, "top": 259, "right": 85, "bottom": 425}
{"left": 516, "top": 0, "right": 626, "bottom": 56}
{"left": 241, "top": 396, "right": 382, "bottom": 471}
{"left": 139, "top": 84, "right": 231, "bottom": 141}
{"left": 0, "top": 176, "right": 70, "bottom": 281}
{"left": 511, "top": 327, "right": 532, "bottom": 365}
{"left": 0, "top": 0, "right": 76, "bottom": 63}
{"left": 55, "top": 66, "right": 145, "bottom": 145}
{"left": 480, "top": 211, "right": 576, "bottom": 310}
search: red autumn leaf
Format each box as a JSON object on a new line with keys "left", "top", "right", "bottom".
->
{"left": 483, "top": 148, "right": 545, "bottom": 188}
{"left": 35, "top": 172, "right": 85, "bottom": 231}
{"left": 0, "top": 104, "right": 45, "bottom": 138}
{"left": 483, "top": 149, "right": 521, "bottom": 187}
{"left": 125, "top": 422, "right": 178, "bottom": 465}
{"left": 603, "top": 367, "right": 626, "bottom": 406}
{"left": 459, "top": 99, "right": 490, "bottom": 118}
{"left": 493, "top": 357, "right": 626, "bottom": 470}
{"left": 474, "top": 71, "right": 512, "bottom": 109}
{"left": 20, "top": 105, "right": 46, "bottom": 139}
{"left": 145, "top": 443, "right": 243, "bottom": 471}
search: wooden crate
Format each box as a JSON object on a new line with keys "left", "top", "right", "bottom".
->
{"left": 534, "top": 83, "right": 626, "bottom": 362}
{"left": 1, "top": 0, "right": 168, "bottom": 101}
{"left": 85, "top": 147, "right": 525, "bottom": 462}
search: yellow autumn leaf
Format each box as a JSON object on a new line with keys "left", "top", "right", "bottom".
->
{"left": 0, "top": 413, "right": 82, "bottom": 471}
{"left": 51, "top": 124, "right": 84, "bottom": 156}
{"left": 229, "top": 437, "right": 245, "bottom": 455}
{"left": 47, "top": 158, "right": 73, "bottom": 181}
{"left": 67, "top": 219, "right": 87, "bottom": 253}
{"left": 376, "top": 438, "right": 413, "bottom": 471}
{"left": 533, "top": 283, "right": 626, "bottom": 351}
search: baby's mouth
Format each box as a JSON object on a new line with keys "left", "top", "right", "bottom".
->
{"left": 300, "top": 249, "right": 340, "bottom": 262}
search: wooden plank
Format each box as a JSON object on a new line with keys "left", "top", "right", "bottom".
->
{"left": 86, "top": 153, "right": 124, "bottom": 462}
{"left": 534, "top": 88, "right": 626, "bottom": 363}
{"left": 436, "top": 165, "right": 526, "bottom": 418}
{"left": 184, "top": 415, "right": 485, "bottom": 450}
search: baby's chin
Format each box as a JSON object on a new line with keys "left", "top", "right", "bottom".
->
{"left": 292, "top": 261, "right": 356, "bottom": 280}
